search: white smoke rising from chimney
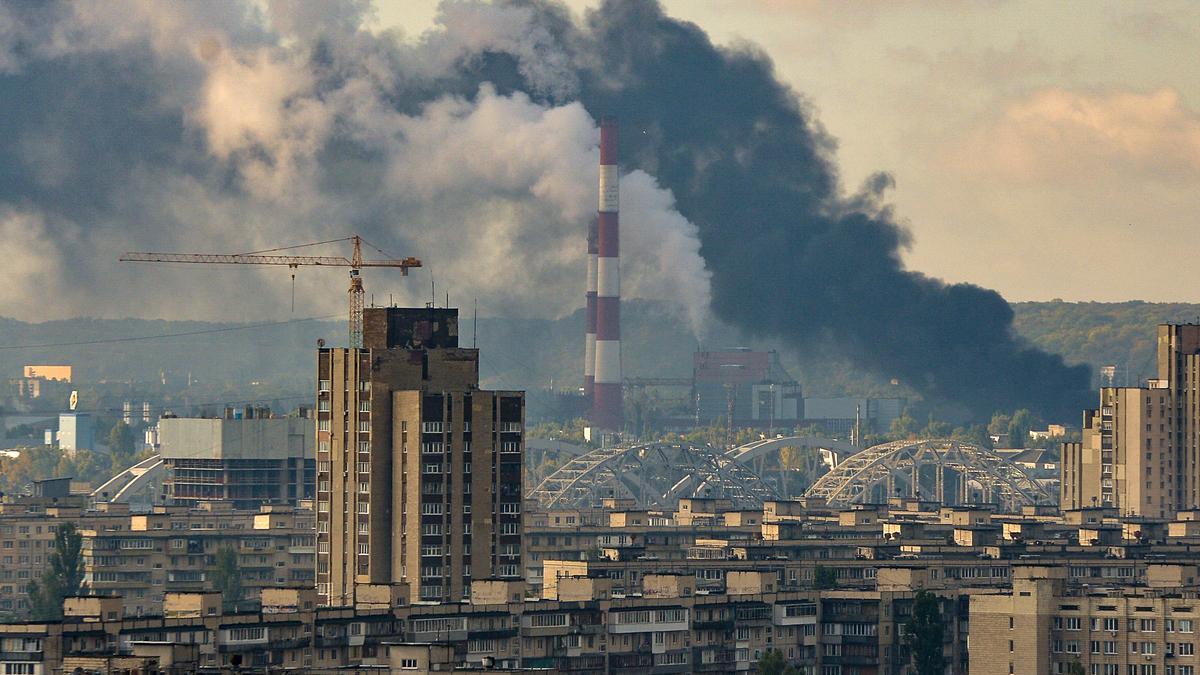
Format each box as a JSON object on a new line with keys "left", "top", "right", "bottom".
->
{"left": 0, "top": 0, "right": 712, "bottom": 330}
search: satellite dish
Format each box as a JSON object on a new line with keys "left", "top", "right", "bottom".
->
{"left": 69, "top": 390, "right": 78, "bottom": 411}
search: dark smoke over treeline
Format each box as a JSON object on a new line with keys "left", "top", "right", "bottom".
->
{"left": 0, "top": 0, "right": 1090, "bottom": 419}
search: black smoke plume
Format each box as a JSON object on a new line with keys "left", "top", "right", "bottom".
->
{"left": 506, "top": 0, "right": 1090, "bottom": 418}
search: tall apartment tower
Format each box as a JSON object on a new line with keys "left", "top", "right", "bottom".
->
{"left": 1061, "top": 324, "right": 1200, "bottom": 518}
{"left": 315, "top": 307, "right": 524, "bottom": 607}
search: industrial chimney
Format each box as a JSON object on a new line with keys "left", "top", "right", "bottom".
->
{"left": 592, "top": 117, "right": 623, "bottom": 430}
{"left": 584, "top": 215, "right": 598, "bottom": 400}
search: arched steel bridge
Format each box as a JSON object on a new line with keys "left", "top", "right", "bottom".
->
{"left": 529, "top": 435, "right": 854, "bottom": 510}
{"left": 804, "top": 438, "right": 1055, "bottom": 510}
{"left": 92, "top": 454, "right": 164, "bottom": 504}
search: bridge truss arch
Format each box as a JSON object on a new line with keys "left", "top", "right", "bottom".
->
{"left": 528, "top": 442, "right": 780, "bottom": 510}
{"left": 804, "top": 438, "right": 1054, "bottom": 511}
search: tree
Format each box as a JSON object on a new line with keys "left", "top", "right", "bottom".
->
{"left": 920, "top": 415, "right": 952, "bottom": 439}
{"left": 1066, "top": 660, "right": 1085, "bottom": 675}
{"left": 889, "top": 410, "right": 919, "bottom": 440}
{"left": 813, "top": 565, "right": 838, "bottom": 590}
{"left": 1007, "top": 409, "right": 1041, "bottom": 448}
{"left": 756, "top": 648, "right": 800, "bottom": 675}
{"left": 904, "top": 590, "right": 946, "bottom": 675}
{"left": 987, "top": 412, "right": 1011, "bottom": 438}
{"left": 108, "top": 422, "right": 138, "bottom": 469}
{"left": 28, "top": 522, "right": 85, "bottom": 620}
{"left": 211, "top": 547, "right": 244, "bottom": 613}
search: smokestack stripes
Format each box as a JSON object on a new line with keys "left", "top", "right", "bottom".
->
{"left": 592, "top": 117, "right": 623, "bottom": 430}
{"left": 584, "top": 216, "right": 598, "bottom": 399}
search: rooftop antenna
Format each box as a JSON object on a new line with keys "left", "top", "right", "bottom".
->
{"left": 473, "top": 298, "right": 478, "bottom": 348}
{"left": 430, "top": 270, "right": 436, "bottom": 308}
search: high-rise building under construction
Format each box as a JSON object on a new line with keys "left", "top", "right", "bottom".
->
{"left": 315, "top": 307, "right": 524, "bottom": 607}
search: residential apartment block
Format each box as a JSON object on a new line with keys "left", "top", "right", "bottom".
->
{"left": 316, "top": 307, "right": 523, "bottom": 607}
{"left": 1063, "top": 325, "right": 1200, "bottom": 517}
{"left": 973, "top": 565, "right": 1200, "bottom": 675}
{"left": 0, "top": 570, "right": 970, "bottom": 675}
{"left": 0, "top": 483, "right": 315, "bottom": 618}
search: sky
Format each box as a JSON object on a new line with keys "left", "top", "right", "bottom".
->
{"left": 377, "top": 0, "right": 1200, "bottom": 303}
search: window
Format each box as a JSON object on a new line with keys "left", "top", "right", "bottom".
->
{"left": 359, "top": 400, "right": 370, "bottom": 412}
{"left": 421, "top": 503, "right": 443, "bottom": 516}
{"left": 319, "top": 379, "right": 330, "bottom": 392}
{"left": 422, "top": 422, "right": 443, "bottom": 433}
{"left": 358, "top": 482, "right": 369, "bottom": 494}
{"left": 1180, "top": 643, "right": 1195, "bottom": 656}
{"left": 357, "top": 503, "right": 369, "bottom": 514}
{"left": 1181, "top": 620, "right": 1194, "bottom": 633}
{"left": 357, "top": 462, "right": 370, "bottom": 474}
{"left": 318, "top": 400, "right": 330, "bottom": 412}
{"left": 358, "top": 421, "right": 370, "bottom": 433}
{"left": 1066, "top": 617, "right": 1082, "bottom": 631}
{"left": 358, "top": 544, "right": 369, "bottom": 555}
{"left": 399, "top": 660, "right": 418, "bottom": 670}
{"left": 228, "top": 627, "right": 265, "bottom": 641}
{"left": 318, "top": 419, "right": 330, "bottom": 431}
{"left": 1142, "top": 619, "right": 1157, "bottom": 632}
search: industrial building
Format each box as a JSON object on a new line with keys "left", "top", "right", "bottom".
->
{"left": 1062, "top": 324, "right": 1200, "bottom": 517}
{"left": 316, "top": 307, "right": 524, "bottom": 607}
{"left": 56, "top": 412, "right": 94, "bottom": 456}
{"left": 158, "top": 412, "right": 315, "bottom": 509}
{"left": 802, "top": 397, "right": 906, "bottom": 436}
{"left": 692, "top": 349, "right": 802, "bottom": 429}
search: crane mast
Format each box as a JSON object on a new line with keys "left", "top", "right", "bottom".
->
{"left": 120, "top": 235, "right": 421, "bottom": 348}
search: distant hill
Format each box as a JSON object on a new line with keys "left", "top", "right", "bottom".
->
{"left": 0, "top": 300, "right": 1194, "bottom": 419}
{"left": 1010, "top": 301, "right": 1200, "bottom": 387}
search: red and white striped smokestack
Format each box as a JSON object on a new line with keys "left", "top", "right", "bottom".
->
{"left": 584, "top": 215, "right": 598, "bottom": 399}
{"left": 592, "top": 117, "right": 623, "bottom": 430}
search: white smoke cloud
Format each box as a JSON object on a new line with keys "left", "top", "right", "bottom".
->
{"left": 0, "top": 208, "right": 78, "bottom": 320}
{"left": 0, "top": 0, "right": 712, "bottom": 334}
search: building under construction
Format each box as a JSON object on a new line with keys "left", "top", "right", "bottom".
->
{"left": 158, "top": 409, "right": 315, "bottom": 509}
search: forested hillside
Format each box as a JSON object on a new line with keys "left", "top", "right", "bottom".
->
{"left": 1011, "top": 301, "right": 1200, "bottom": 386}
{"left": 0, "top": 301, "right": 1194, "bottom": 418}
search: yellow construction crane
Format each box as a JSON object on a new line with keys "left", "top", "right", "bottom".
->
{"left": 120, "top": 235, "right": 421, "bottom": 348}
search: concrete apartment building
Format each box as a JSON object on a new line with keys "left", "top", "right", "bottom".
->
{"left": 316, "top": 307, "right": 524, "bottom": 607}
{"left": 0, "top": 482, "right": 315, "bottom": 618}
{"left": 0, "top": 569, "right": 970, "bottom": 675}
{"left": 83, "top": 502, "right": 316, "bottom": 617}
{"left": 158, "top": 413, "right": 315, "bottom": 508}
{"left": 973, "top": 565, "right": 1200, "bottom": 675}
{"left": 1063, "top": 324, "right": 1200, "bottom": 518}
